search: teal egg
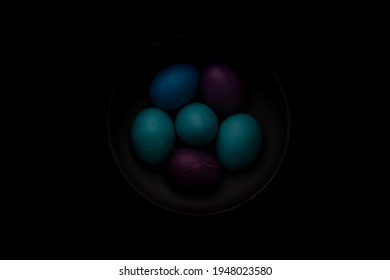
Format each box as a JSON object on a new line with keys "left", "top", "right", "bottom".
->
{"left": 130, "top": 107, "right": 175, "bottom": 165}
{"left": 217, "top": 113, "right": 262, "bottom": 169}
{"left": 175, "top": 103, "right": 219, "bottom": 146}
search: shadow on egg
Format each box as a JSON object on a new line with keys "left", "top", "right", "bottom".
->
{"left": 108, "top": 33, "right": 290, "bottom": 215}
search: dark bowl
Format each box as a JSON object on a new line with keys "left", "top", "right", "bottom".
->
{"left": 108, "top": 33, "right": 290, "bottom": 215}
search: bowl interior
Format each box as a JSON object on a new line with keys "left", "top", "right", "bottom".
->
{"left": 108, "top": 34, "right": 290, "bottom": 214}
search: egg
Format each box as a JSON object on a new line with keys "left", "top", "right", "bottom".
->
{"left": 165, "top": 147, "right": 222, "bottom": 192}
{"left": 201, "top": 64, "right": 246, "bottom": 115}
{"left": 216, "top": 113, "right": 262, "bottom": 169}
{"left": 175, "top": 103, "right": 218, "bottom": 146}
{"left": 150, "top": 64, "right": 199, "bottom": 110}
{"left": 130, "top": 107, "right": 175, "bottom": 165}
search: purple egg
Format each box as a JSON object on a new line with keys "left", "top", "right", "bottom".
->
{"left": 201, "top": 64, "right": 246, "bottom": 115}
{"left": 165, "top": 147, "right": 222, "bottom": 192}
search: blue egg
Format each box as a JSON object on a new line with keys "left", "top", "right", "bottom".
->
{"left": 150, "top": 64, "right": 199, "bottom": 110}
{"left": 216, "top": 113, "right": 262, "bottom": 169}
{"left": 175, "top": 103, "right": 219, "bottom": 146}
{"left": 130, "top": 107, "right": 175, "bottom": 165}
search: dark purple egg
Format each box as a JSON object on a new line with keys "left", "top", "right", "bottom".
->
{"left": 201, "top": 64, "right": 246, "bottom": 115}
{"left": 165, "top": 147, "right": 222, "bottom": 192}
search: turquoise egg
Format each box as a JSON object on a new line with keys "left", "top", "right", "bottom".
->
{"left": 175, "top": 103, "right": 219, "bottom": 146}
{"left": 217, "top": 113, "right": 262, "bottom": 169}
{"left": 130, "top": 107, "right": 175, "bottom": 165}
{"left": 150, "top": 64, "right": 199, "bottom": 110}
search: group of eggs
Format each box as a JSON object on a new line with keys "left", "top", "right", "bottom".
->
{"left": 131, "top": 63, "right": 262, "bottom": 192}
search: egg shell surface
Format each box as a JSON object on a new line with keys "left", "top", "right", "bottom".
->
{"left": 131, "top": 107, "right": 176, "bottom": 165}
{"left": 175, "top": 103, "right": 219, "bottom": 146}
{"left": 150, "top": 64, "right": 199, "bottom": 110}
{"left": 201, "top": 64, "right": 246, "bottom": 115}
{"left": 216, "top": 113, "right": 262, "bottom": 169}
{"left": 165, "top": 147, "right": 222, "bottom": 190}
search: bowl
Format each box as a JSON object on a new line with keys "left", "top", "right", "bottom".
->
{"left": 108, "top": 33, "right": 290, "bottom": 214}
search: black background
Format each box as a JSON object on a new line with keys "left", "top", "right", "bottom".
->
{"left": 3, "top": 5, "right": 388, "bottom": 259}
